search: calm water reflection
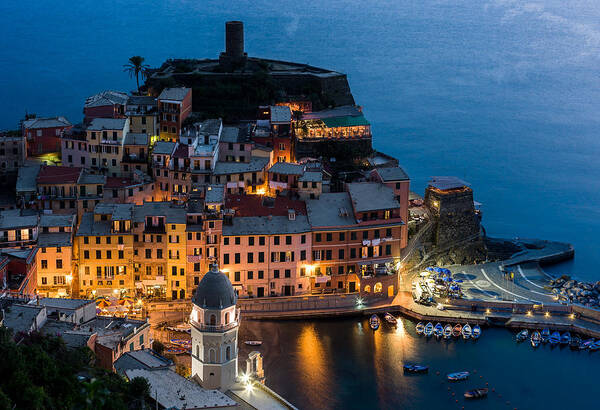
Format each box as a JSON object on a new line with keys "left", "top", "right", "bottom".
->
{"left": 239, "top": 317, "right": 597, "bottom": 409}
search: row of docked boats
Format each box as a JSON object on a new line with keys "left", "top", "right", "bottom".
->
{"left": 516, "top": 328, "right": 600, "bottom": 350}
{"left": 415, "top": 322, "right": 481, "bottom": 340}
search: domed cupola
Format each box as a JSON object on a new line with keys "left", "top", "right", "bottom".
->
{"left": 192, "top": 263, "right": 237, "bottom": 309}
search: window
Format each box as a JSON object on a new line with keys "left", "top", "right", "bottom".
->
{"left": 274, "top": 270, "right": 280, "bottom": 278}
{"left": 339, "top": 232, "right": 345, "bottom": 241}
{"left": 106, "top": 236, "right": 111, "bottom": 244}
{"left": 350, "top": 248, "right": 356, "bottom": 259}
{"left": 300, "top": 250, "right": 306, "bottom": 261}
{"left": 300, "top": 268, "right": 306, "bottom": 277}
{"left": 326, "top": 233, "right": 332, "bottom": 242}
{"left": 145, "top": 249, "right": 151, "bottom": 258}
{"left": 41, "top": 260, "right": 48, "bottom": 269}
{"left": 258, "top": 270, "right": 264, "bottom": 279}
{"left": 96, "top": 250, "right": 101, "bottom": 259}
{"left": 386, "top": 244, "right": 392, "bottom": 255}
{"left": 56, "top": 259, "right": 62, "bottom": 269}
{"left": 274, "top": 236, "right": 280, "bottom": 245}
{"left": 259, "top": 236, "right": 265, "bottom": 246}
{"left": 223, "top": 254, "right": 230, "bottom": 265}
{"left": 224, "top": 237, "right": 229, "bottom": 245}
{"left": 286, "top": 236, "right": 292, "bottom": 245}
{"left": 386, "top": 228, "right": 392, "bottom": 237}
{"left": 96, "top": 237, "right": 101, "bottom": 244}
{"left": 285, "top": 269, "right": 291, "bottom": 278}
{"left": 235, "top": 237, "right": 240, "bottom": 245}
{"left": 106, "top": 250, "right": 112, "bottom": 259}
{"left": 248, "top": 271, "right": 254, "bottom": 280}
{"left": 42, "top": 277, "right": 47, "bottom": 285}
{"left": 374, "top": 230, "right": 380, "bottom": 239}
{"left": 301, "top": 234, "right": 306, "bottom": 244}
{"left": 258, "top": 252, "right": 264, "bottom": 263}
{"left": 247, "top": 253, "right": 254, "bottom": 263}
{"left": 326, "top": 250, "right": 332, "bottom": 260}
{"left": 234, "top": 271, "right": 240, "bottom": 282}
{"left": 315, "top": 233, "right": 322, "bottom": 242}
{"left": 351, "top": 232, "right": 357, "bottom": 240}
{"left": 339, "top": 249, "right": 345, "bottom": 259}
{"left": 338, "top": 266, "right": 344, "bottom": 275}
{"left": 234, "top": 253, "right": 240, "bottom": 264}
{"left": 362, "top": 231, "right": 368, "bottom": 240}
{"left": 118, "top": 250, "right": 124, "bottom": 259}
{"left": 84, "top": 250, "right": 90, "bottom": 259}
{"left": 118, "top": 236, "right": 123, "bottom": 244}
{"left": 84, "top": 237, "right": 89, "bottom": 244}
{"left": 248, "top": 236, "right": 254, "bottom": 246}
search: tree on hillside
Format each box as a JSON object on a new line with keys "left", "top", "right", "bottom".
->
{"left": 124, "top": 56, "right": 150, "bottom": 94}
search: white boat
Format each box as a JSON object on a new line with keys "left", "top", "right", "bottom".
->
{"left": 424, "top": 322, "right": 434, "bottom": 337}
{"left": 516, "top": 329, "right": 529, "bottom": 342}
{"left": 416, "top": 322, "right": 425, "bottom": 335}
{"left": 531, "top": 331, "right": 541, "bottom": 348}
{"left": 462, "top": 323, "right": 472, "bottom": 339}
{"left": 370, "top": 314, "right": 381, "bottom": 331}
{"left": 433, "top": 323, "right": 444, "bottom": 338}
{"left": 443, "top": 324, "right": 453, "bottom": 339}
{"left": 447, "top": 371, "right": 470, "bottom": 381}
{"left": 244, "top": 341, "right": 262, "bottom": 346}
{"left": 384, "top": 312, "right": 397, "bottom": 325}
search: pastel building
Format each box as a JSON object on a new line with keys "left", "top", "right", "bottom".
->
{"left": 22, "top": 116, "right": 72, "bottom": 157}
{"left": 158, "top": 87, "right": 192, "bottom": 141}
{"left": 85, "top": 118, "right": 130, "bottom": 176}
{"left": 84, "top": 90, "right": 128, "bottom": 120}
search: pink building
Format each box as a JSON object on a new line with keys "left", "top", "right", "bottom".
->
{"left": 83, "top": 90, "right": 128, "bottom": 120}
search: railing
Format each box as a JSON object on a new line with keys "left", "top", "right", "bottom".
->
{"left": 192, "top": 320, "right": 238, "bottom": 333}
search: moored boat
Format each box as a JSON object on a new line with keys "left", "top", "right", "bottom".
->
{"left": 424, "top": 322, "right": 434, "bottom": 337}
{"left": 589, "top": 340, "right": 600, "bottom": 351}
{"left": 580, "top": 339, "right": 595, "bottom": 350}
{"left": 416, "top": 322, "right": 425, "bottom": 335}
{"left": 464, "top": 388, "right": 489, "bottom": 399}
{"left": 384, "top": 312, "right": 397, "bottom": 325}
{"left": 531, "top": 331, "right": 541, "bottom": 348}
{"left": 370, "top": 314, "right": 380, "bottom": 331}
{"left": 434, "top": 323, "right": 444, "bottom": 338}
{"left": 403, "top": 364, "right": 429, "bottom": 373}
{"left": 516, "top": 329, "right": 529, "bottom": 342}
{"left": 570, "top": 335, "right": 581, "bottom": 350}
{"left": 471, "top": 324, "right": 481, "bottom": 339}
{"left": 541, "top": 328, "right": 550, "bottom": 343}
{"left": 560, "top": 332, "right": 571, "bottom": 345}
{"left": 244, "top": 340, "right": 262, "bottom": 346}
{"left": 452, "top": 324, "right": 462, "bottom": 337}
{"left": 443, "top": 324, "right": 452, "bottom": 339}
{"left": 447, "top": 371, "right": 470, "bottom": 381}
{"left": 461, "top": 323, "right": 472, "bottom": 340}
{"left": 549, "top": 331, "right": 561, "bottom": 345}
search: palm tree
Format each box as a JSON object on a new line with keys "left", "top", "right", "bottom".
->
{"left": 123, "top": 56, "right": 150, "bottom": 94}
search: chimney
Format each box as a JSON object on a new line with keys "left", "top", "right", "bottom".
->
{"left": 288, "top": 209, "right": 296, "bottom": 221}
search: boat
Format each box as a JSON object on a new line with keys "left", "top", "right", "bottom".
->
{"left": 580, "top": 339, "right": 595, "bottom": 350}
{"left": 516, "top": 329, "right": 529, "bottom": 342}
{"left": 589, "top": 341, "right": 600, "bottom": 352}
{"left": 434, "top": 323, "right": 444, "bottom": 338}
{"left": 369, "top": 314, "right": 380, "bottom": 331}
{"left": 531, "top": 331, "right": 541, "bottom": 348}
{"left": 471, "top": 324, "right": 481, "bottom": 339}
{"left": 416, "top": 322, "right": 425, "bottom": 335}
{"left": 549, "top": 331, "right": 561, "bottom": 345}
{"left": 560, "top": 332, "right": 571, "bottom": 345}
{"left": 244, "top": 341, "right": 262, "bottom": 346}
{"left": 403, "top": 364, "right": 429, "bottom": 374}
{"left": 452, "top": 324, "right": 462, "bottom": 337}
{"left": 464, "top": 388, "right": 489, "bottom": 399}
{"left": 462, "top": 323, "right": 472, "bottom": 340}
{"left": 541, "top": 328, "right": 550, "bottom": 343}
{"left": 384, "top": 313, "right": 397, "bottom": 325}
{"left": 443, "top": 324, "right": 453, "bottom": 339}
{"left": 447, "top": 371, "right": 470, "bottom": 381}
{"left": 570, "top": 335, "right": 581, "bottom": 350}
{"left": 424, "top": 322, "right": 434, "bottom": 337}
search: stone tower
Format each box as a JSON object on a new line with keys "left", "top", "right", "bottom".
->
{"left": 190, "top": 263, "right": 239, "bottom": 391}
{"left": 219, "top": 21, "right": 248, "bottom": 70}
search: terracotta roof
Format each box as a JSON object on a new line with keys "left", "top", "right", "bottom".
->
{"left": 105, "top": 177, "right": 136, "bottom": 189}
{"left": 36, "top": 165, "right": 82, "bottom": 184}
{"left": 226, "top": 194, "right": 306, "bottom": 217}
{"left": 172, "top": 143, "right": 189, "bottom": 158}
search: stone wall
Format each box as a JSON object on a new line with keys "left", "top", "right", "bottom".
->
{"left": 424, "top": 188, "right": 480, "bottom": 247}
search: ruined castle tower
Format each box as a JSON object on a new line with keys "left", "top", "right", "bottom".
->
{"left": 219, "top": 21, "right": 248, "bottom": 70}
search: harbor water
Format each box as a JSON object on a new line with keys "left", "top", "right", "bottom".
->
{"left": 2, "top": 1, "right": 599, "bottom": 408}
{"left": 239, "top": 317, "right": 599, "bottom": 409}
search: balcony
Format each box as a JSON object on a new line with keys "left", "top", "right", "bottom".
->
{"left": 192, "top": 320, "right": 238, "bottom": 333}
{"left": 187, "top": 255, "right": 202, "bottom": 263}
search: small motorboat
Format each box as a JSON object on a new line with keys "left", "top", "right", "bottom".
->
{"left": 452, "top": 324, "right": 462, "bottom": 337}
{"left": 443, "top": 324, "right": 453, "bottom": 339}
{"left": 560, "top": 332, "right": 571, "bottom": 345}
{"left": 384, "top": 313, "right": 397, "bottom": 325}
{"left": 589, "top": 341, "right": 600, "bottom": 352}
{"left": 370, "top": 314, "right": 381, "bottom": 331}
{"left": 570, "top": 335, "right": 581, "bottom": 350}
{"left": 447, "top": 371, "right": 470, "bottom": 381}
{"left": 516, "top": 329, "right": 529, "bottom": 342}
{"left": 464, "top": 388, "right": 489, "bottom": 399}
{"left": 416, "top": 322, "right": 425, "bottom": 335}
{"left": 434, "top": 323, "right": 444, "bottom": 338}
{"left": 580, "top": 339, "right": 595, "bottom": 350}
{"left": 424, "top": 322, "right": 434, "bottom": 337}
{"left": 549, "top": 331, "right": 561, "bottom": 345}
{"left": 462, "top": 323, "right": 472, "bottom": 340}
{"left": 403, "top": 364, "right": 429, "bottom": 374}
{"left": 541, "top": 328, "right": 550, "bottom": 343}
{"left": 471, "top": 324, "right": 481, "bottom": 340}
{"left": 531, "top": 331, "right": 541, "bottom": 348}
{"left": 244, "top": 341, "right": 262, "bottom": 346}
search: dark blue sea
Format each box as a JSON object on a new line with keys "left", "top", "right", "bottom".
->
{"left": 1, "top": 1, "right": 599, "bottom": 408}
